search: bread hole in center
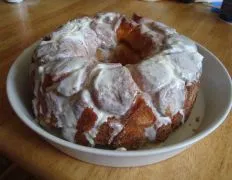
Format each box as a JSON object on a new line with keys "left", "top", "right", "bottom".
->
{"left": 96, "top": 17, "right": 164, "bottom": 65}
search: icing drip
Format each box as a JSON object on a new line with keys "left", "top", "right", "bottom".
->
{"left": 142, "top": 93, "right": 172, "bottom": 128}
{"left": 157, "top": 79, "right": 185, "bottom": 116}
{"left": 108, "top": 122, "right": 123, "bottom": 144}
{"left": 79, "top": 90, "right": 113, "bottom": 146}
{"left": 144, "top": 125, "right": 156, "bottom": 141}
{"left": 43, "top": 57, "right": 88, "bottom": 80}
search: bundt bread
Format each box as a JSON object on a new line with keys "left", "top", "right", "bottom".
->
{"left": 30, "top": 12, "right": 203, "bottom": 150}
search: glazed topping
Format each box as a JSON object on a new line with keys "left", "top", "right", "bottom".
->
{"left": 167, "top": 52, "right": 203, "bottom": 83}
{"left": 128, "top": 56, "right": 174, "bottom": 93}
{"left": 91, "top": 12, "right": 122, "bottom": 49}
{"left": 144, "top": 126, "right": 156, "bottom": 141}
{"left": 156, "top": 79, "right": 185, "bottom": 116}
{"left": 92, "top": 64, "right": 139, "bottom": 115}
{"left": 78, "top": 90, "right": 112, "bottom": 146}
{"left": 31, "top": 13, "right": 203, "bottom": 146}
{"left": 108, "top": 122, "right": 124, "bottom": 144}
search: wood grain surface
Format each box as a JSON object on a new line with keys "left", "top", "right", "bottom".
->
{"left": 0, "top": 0, "right": 231, "bottom": 180}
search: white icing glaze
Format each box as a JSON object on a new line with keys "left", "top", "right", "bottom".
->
{"left": 52, "top": 17, "right": 93, "bottom": 40}
{"left": 44, "top": 91, "right": 66, "bottom": 126}
{"left": 43, "top": 57, "right": 88, "bottom": 80}
{"left": 91, "top": 12, "right": 122, "bottom": 49}
{"left": 80, "top": 90, "right": 113, "bottom": 146}
{"left": 92, "top": 65, "right": 139, "bottom": 115}
{"left": 62, "top": 128, "right": 77, "bottom": 143}
{"left": 140, "top": 25, "right": 165, "bottom": 53}
{"left": 155, "top": 116, "right": 172, "bottom": 128}
{"left": 142, "top": 92, "right": 172, "bottom": 128}
{"left": 87, "top": 63, "right": 122, "bottom": 85}
{"left": 167, "top": 52, "right": 203, "bottom": 83}
{"left": 32, "top": 13, "right": 203, "bottom": 148}
{"left": 61, "top": 102, "right": 77, "bottom": 128}
{"left": 42, "top": 91, "right": 78, "bottom": 142}
{"left": 129, "top": 56, "right": 174, "bottom": 93}
{"left": 84, "top": 133, "right": 95, "bottom": 146}
{"left": 56, "top": 59, "right": 95, "bottom": 96}
{"left": 144, "top": 125, "right": 156, "bottom": 141}
{"left": 36, "top": 17, "right": 100, "bottom": 62}
{"left": 108, "top": 122, "right": 123, "bottom": 144}
{"left": 157, "top": 79, "right": 185, "bottom": 116}
{"left": 129, "top": 56, "right": 186, "bottom": 118}
{"left": 162, "top": 35, "right": 198, "bottom": 55}
{"left": 56, "top": 70, "right": 86, "bottom": 96}
{"left": 179, "top": 109, "right": 185, "bottom": 124}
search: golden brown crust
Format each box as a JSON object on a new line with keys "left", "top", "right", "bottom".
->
{"left": 112, "top": 97, "right": 156, "bottom": 149}
{"left": 109, "top": 43, "right": 140, "bottom": 65}
{"left": 185, "top": 82, "right": 200, "bottom": 119}
{"left": 171, "top": 112, "right": 183, "bottom": 130}
{"left": 75, "top": 108, "right": 97, "bottom": 146}
{"left": 113, "top": 126, "right": 146, "bottom": 149}
{"left": 117, "top": 20, "right": 152, "bottom": 59}
{"left": 94, "top": 118, "right": 116, "bottom": 146}
{"left": 115, "top": 17, "right": 164, "bottom": 65}
{"left": 155, "top": 124, "right": 172, "bottom": 142}
{"left": 93, "top": 97, "right": 157, "bottom": 149}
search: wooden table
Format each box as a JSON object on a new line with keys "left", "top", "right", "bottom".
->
{"left": 0, "top": 0, "right": 231, "bottom": 179}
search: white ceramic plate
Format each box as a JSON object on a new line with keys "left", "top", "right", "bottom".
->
{"left": 7, "top": 42, "right": 232, "bottom": 167}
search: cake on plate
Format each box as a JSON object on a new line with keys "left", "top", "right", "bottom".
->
{"left": 30, "top": 12, "right": 203, "bottom": 150}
